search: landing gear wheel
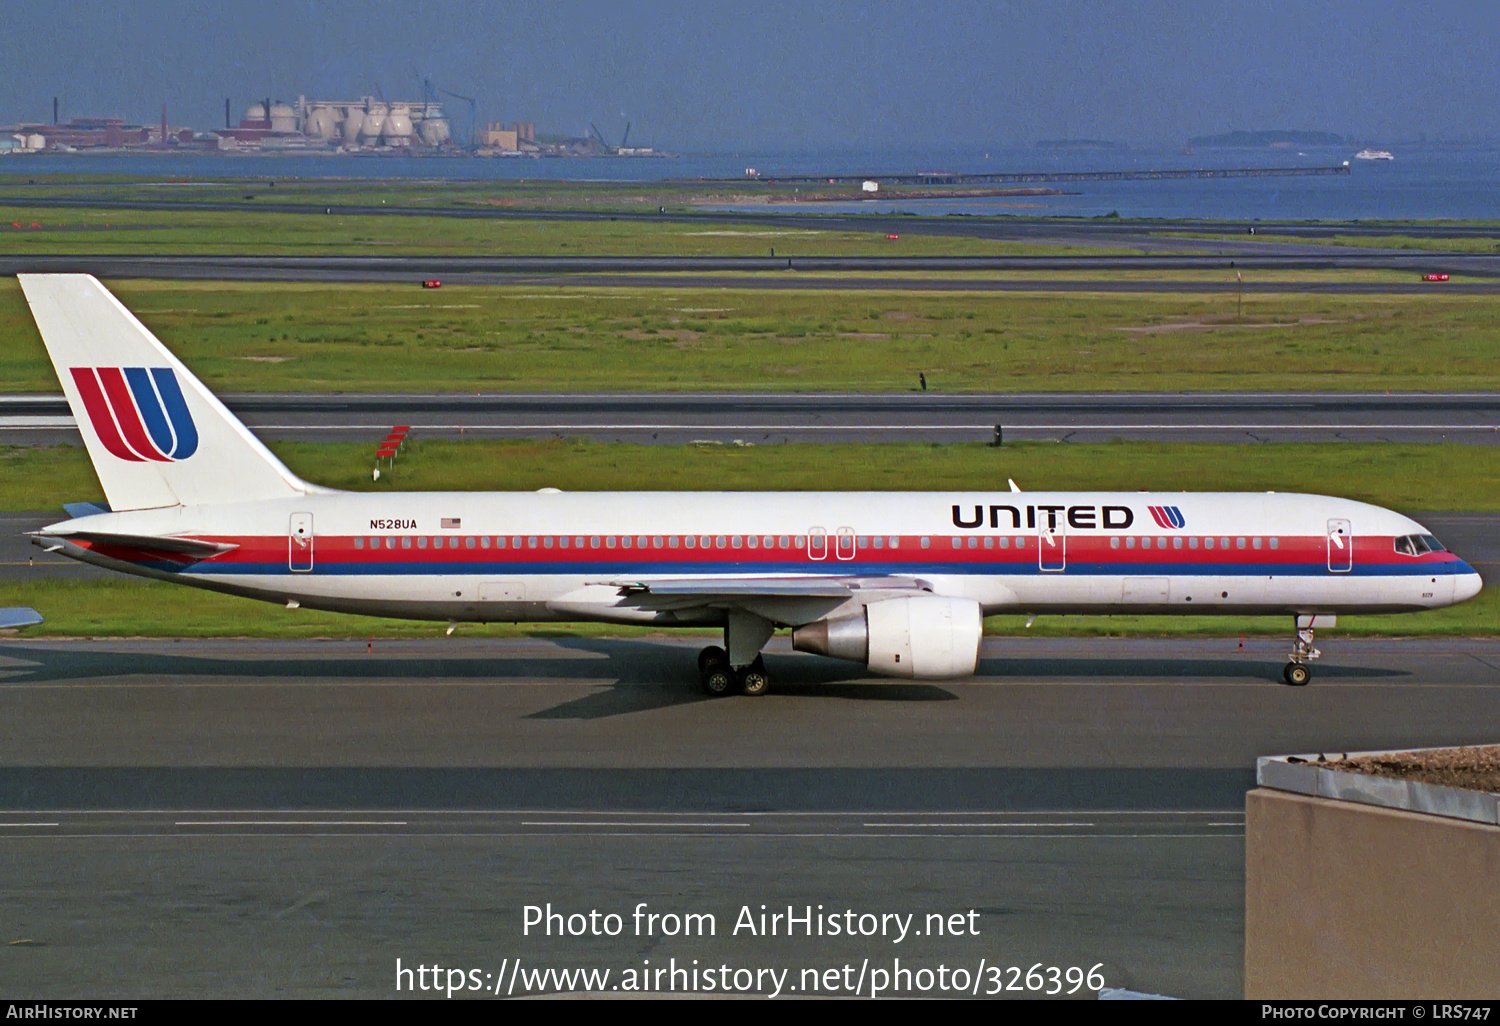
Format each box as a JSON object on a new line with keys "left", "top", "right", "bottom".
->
{"left": 698, "top": 645, "right": 728, "bottom": 675}
{"left": 700, "top": 666, "right": 734, "bottom": 697}
{"left": 737, "top": 658, "right": 770, "bottom": 697}
{"left": 1283, "top": 663, "right": 1311, "bottom": 687}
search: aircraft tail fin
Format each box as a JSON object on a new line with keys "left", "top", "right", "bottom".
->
{"left": 19, "top": 274, "right": 319, "bottom": 511}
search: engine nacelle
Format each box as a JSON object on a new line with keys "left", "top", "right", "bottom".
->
{"left": 792, "top": 595, "right": 983, "bottom": 679}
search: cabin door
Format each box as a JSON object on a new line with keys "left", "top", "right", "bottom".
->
{"left": 289, "top": 513, "right": 314, "bottom": 572}
{"left": 1326, "top": 519, "right": 1352, "bottom": 573}
{"left": 1038, "top": 518, "right": 1066, "bottom": 572}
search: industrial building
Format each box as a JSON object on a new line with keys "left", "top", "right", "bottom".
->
{"left": 219, "top": 97, "right": 452, "bottom": 150}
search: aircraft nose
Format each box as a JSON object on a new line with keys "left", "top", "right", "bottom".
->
{"left": 1454, "top": 564, "right": 1483, "bottom": 603}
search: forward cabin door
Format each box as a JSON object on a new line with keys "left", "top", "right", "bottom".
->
{"left": 1038, "top": 518, "right": 1066, "bottom": 572}
{"left": 289, "top": 513, "right": 314, "bottom": 572}
{"left": 1327, "top": 518, "right": 1352, "bottom": 573}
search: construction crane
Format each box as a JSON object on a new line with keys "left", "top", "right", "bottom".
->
{"left": 410, "top": 66, "right": 477, "bottom": 148}
{"left": 588, "top": 123, "right": 615, "bottom": 155}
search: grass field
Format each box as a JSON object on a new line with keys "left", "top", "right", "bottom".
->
{"left": 3, "top": 278, "right": 1498, "bottom": 393}
{"left": 2, "top": 438, "right": 1494, "bottom": 638}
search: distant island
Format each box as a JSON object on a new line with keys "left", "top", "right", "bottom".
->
{"left": 1189, "top": 130, "right": 1348, "bottom": 148}
{"left": 1036, "top": 138, "right": 1128, "bottom": 150}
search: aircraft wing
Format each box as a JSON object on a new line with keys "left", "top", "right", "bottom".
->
{"left": 0, "top": 607, "right": 44, "bottom": 629}
{"left": 585, "top": 575, "right": 936, "bottom": 623}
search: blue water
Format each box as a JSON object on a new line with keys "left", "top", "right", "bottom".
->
{"left": 2, "top": 143, "right": 1496, "bottom": 221}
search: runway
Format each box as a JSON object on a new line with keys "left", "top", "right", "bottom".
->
{"left": 1, "top": 634, "right": 1498, "bottom": 998}
{"left": 4, "top": 390, "right": 1498, "bottom": 446}
{"left": 5, "top": 251, "right": 1500, "bottom": 286}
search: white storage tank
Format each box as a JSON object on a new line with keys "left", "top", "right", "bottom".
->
{"left": 359, "top": 101, "right": 387, "bottom": 144}
{"left": 382, "top": 103, "right": 414, "bottom": 146}
{"left": 304, "top": 104, "right": 339, "bottom": 140}
{"left": 244, "top": 102, "right": 269, "bottom": 124}
{"left": 416, "top": 104, "right": 450, "bottom": 146}
{"left": 341, "top": 105, "right": 363, "bottom": 143}
{"left": 269, "top": 102, "right": 298, "bottom": 134}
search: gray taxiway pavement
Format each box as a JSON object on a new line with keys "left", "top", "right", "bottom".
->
{"left": 2, "top": 633, "right": 1499, "bottom": 998}
{"left": 5, "top": 390, "right": 1499, "bottom": 446}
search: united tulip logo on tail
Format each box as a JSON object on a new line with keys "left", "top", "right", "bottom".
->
{"left": 70, "top": 367, "right": 199, "bottom": 462}
{"left": 1147, "top": 505, "right": 1185, "bottom": 529}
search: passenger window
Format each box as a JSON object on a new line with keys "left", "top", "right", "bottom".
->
{"left": 1237, "top": 538, "right": 1246, "bottom": 549}
{"left": 480, "top": 536, "right": 490, "bottom": 549}
{"left": 1126, "top": 537, "right": 1135, "bottom": 549}
{"left": 401, "top": 537, "right": 411, "bottom": 549}
{"left": 606, "top": 537, "right": 616, "bottom": 548}
{"left": 1173, "top": 537, "right": 1183, "bottom": 549}
{"left": 874, "top": 536, "right": 885, "bottom": 549}
{"left": 591, "top": 536, "right": 600, "bottom": 548}
{"left": 732, "top": 536, "right": 742, "bottom": 549}
{"left": 747, "top": 536, "right": 758, "bottom": 549}
{"left": 543, "top": 537, "right": 553, "bottom": 549}
{"left": 668, "top": 536, "right": 679, "bottom": 548}
{"left": 716, "top": 536, "right": 726, "bottom": 549}
{"left": 920, "top": 537, "right": 930, "bottom": 548}
{"left": 1205, "top": 537, "right": 1214, "bottom": 550}
{"left": 779, "top": 536, "right": 790, "bottom": 548}
{"left": 654, "top": 536, "right": 664, "bottom": 548}
{"left": 981, "top": 537, "right": 991, "bottom": 549}
{"left": 354, "top": 537, "right": 364, "bottom": 549}
{"left": 385, "top": 538, "right": 395, "bottom": 550}
{"left": 467, "top": 537, "right": 476, "bottom": 549}
{"left": 888, "top": 537, "right": 899, "bottom": 548}
{"left": 496, "top": 537, "right": 505, "bottom": 548}
{"left": 1269, "top": 538, "right": 1279, "bottom": 550}
{"left": 1157, "top": 537, "right": 1167, "bottom": 549}
{"left": 951, "top": 537, "right": 962, "bottom": 549}
{"left": 621, "top": 537, "right": 632, "bottom": 549}
{"left": 559, "top": 537, "right": 570, "bottom": 549}
{"left": 685, "top": 536, "right": 696, "bottom": 549}
{"left": 1110, "top": 537, "right": 1119, "bottom": 549}
{"left": 1189, "top": 537, "right": 1199, "bottom": 549}
{"left": 1000, "top": 536, "right": 1010, "bottom": 549}
{"left": 1220, "top": 538, "right": 1230, "bottom": 549}
{"left": 1252, "top": 537, "right": 1261, "bottom": 550}
{"left": 418, "top": 537, "right": 428, "bottom": 549}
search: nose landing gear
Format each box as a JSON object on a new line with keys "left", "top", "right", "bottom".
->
{"left": 1282, "top": 618, "right": 1325, "bottom": 686}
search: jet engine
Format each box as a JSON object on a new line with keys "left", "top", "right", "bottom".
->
{"left": 791, "top": 595, "right": 983, "bottom": 679}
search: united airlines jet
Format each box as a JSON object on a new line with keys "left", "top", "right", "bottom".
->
{"left": 17, "top": 275, "right": 1483, "bottom": 694}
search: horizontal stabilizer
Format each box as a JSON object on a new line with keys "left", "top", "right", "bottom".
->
{"left": 33, "top": 531, "right": 237, "bottom": 562}
{"left": 0, "top": 607, "right": 44, "bottom": 629}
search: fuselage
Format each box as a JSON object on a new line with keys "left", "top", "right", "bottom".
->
{"left": 40, "top": 489, "right": 1483, "bottom": 628}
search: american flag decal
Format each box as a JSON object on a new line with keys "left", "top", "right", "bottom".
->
{"left": 441, "top": 517, "right": 462, "bottom": 529}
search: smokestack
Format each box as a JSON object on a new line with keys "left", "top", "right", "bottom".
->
{"left": 225, "top": 97, "right": 230, "bottom": 129}
{"left": 52, "top": 96, "right": 58, "bottom": 124}
{"left": 161, "top": 104, "right": 167, "bottom": 146}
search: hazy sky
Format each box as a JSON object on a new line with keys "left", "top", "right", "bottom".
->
{"left": 3, "top": 1, "right": 1495, "bottom": 148}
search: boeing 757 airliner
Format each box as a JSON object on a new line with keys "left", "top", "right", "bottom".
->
{"left": 17, "top": 275, "right": 1483, "bottom": 694}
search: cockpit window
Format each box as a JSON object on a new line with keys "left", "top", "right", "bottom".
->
{"left": 1395, "top": 534, "right": 1447, "bottom": 556}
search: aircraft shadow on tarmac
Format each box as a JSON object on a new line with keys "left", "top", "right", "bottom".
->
{"left": 0, "top": 637, "right": 1407, "bottom": 724}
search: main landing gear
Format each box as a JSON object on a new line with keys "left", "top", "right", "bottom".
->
{"left": 697, "top": 646, "right": 771, "bottom": 697}
{"left": 1282, "top": 620, "right": 1322, "bottom": 687}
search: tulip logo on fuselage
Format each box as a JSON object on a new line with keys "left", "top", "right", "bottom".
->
{"left": 70, "top": 366, "right": 199, "bottom": 463}
{"left": 1147, "top": 505, "right": 1186, "bottom": 529}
